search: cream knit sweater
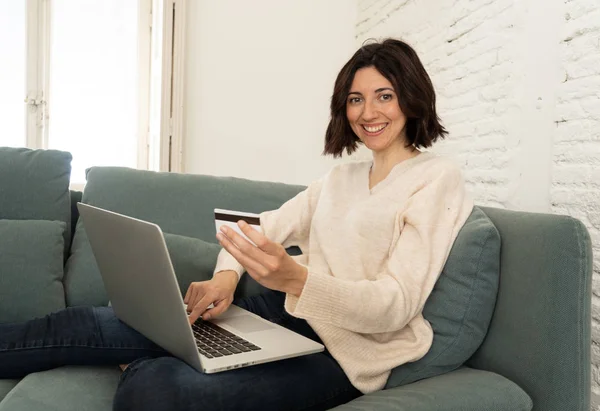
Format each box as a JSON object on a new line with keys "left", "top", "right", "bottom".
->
{"left": 214, "top": 151, "right": 474, "bottom": 393}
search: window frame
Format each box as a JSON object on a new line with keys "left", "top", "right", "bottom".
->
{"left": 169, "top": 0, "right": 186, "bottom": 173}
{"left": 24, "top": 0, "right": 49, "bottom": 150}
{"left": 20, "top": 0, "right": 185, "bottom": 189}
{"left": 152, "top": 0, "right": 186, "bottom": 173}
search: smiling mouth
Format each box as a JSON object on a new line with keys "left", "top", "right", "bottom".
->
{"left": 361, "top": 123, "right": 388, "bottom": 136}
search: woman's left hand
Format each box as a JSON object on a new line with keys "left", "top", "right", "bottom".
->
{"left": 216, "top": 221, "right": 307, "bottom": 297}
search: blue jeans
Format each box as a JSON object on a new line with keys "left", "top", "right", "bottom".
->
{"left": 0, "top": 290, "right": 361, "bottom": 411}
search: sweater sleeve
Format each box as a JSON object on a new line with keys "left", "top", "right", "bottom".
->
{"left": 212, "top": 178, "right": 323, "bottom": 278}
{"left": 285, "top": 166, "right": 473, "bottom": 334}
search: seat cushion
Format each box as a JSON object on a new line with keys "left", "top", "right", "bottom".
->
{"left": 0, "top": 366, "right": 119, "bottom": 411}
{"left": 0, "top": 220, "right": 66, "bottom": 323}
{"left": 64, "top": 166, "right": 304, "bottom": 306}
{"left": 0, "top": 380, "right": 19, "bottom": 403}
{"left": 0, "top": 148, "right": 72, "bottom": 252}
{"left": 386, "top": 206, "right": 500, "bottom": 388}
{"left": 333, "top": 367, "right": 532, "bottom": 411}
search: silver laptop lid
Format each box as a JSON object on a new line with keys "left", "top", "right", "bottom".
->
{"left": 77, "top": 203, "right": 203, "bottom": 371}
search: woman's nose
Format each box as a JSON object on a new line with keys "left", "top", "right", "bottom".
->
{"left": 361, "top": 100, "right": 377, "bottom": 121}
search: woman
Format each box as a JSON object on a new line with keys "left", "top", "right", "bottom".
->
{"left": 0, "top": 39, "right": 473, "bottom": 411}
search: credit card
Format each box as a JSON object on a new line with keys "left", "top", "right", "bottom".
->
{"left": 214, "top": 208, "right": 262, "bottom": 246}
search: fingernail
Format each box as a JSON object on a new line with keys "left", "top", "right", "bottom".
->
{"left": 216, "top": 233, "right": 223, "bottom": 241}
{"left": 238, "top": 220, "right": 247, "bottom": 227}
{"left": 221, "top": 226, "right": 229, "bottom": 234}
{"left": 203, "top": 314, "right": 210, "bottom": 320}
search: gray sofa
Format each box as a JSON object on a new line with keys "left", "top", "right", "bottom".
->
{"left": 0, "top": 148, "right": 592, "bottom": 411}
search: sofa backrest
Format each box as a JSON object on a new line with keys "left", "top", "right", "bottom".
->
{"left": 63, "top": 167, "right": 305, "bottom": 306}
{"left": 0, "top": 147, "right": 73, "bottom": 256}
{"left": 468, "top": 207, "right": 592, "bottom": 411}
{"left": 66, "top": 167, "right": 592, "bottom": 411}
{"left": 0, "top": 147, "right": 73, "bottom": 324}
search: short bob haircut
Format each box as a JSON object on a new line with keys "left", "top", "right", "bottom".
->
{"left": 324, "top": 38, "right": 447, "bottom": 158}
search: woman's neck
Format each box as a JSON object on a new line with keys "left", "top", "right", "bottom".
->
{"left": 369, "top": 145, "right": 420, "bottom": 189}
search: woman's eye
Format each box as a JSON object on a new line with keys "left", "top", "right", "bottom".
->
{"left": 380, "top": 94, "right": 393, "bottom": 101}
{"left": 348, "top": 97, "right": 362, "bottom": 104}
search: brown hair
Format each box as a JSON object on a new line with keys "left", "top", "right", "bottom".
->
{"left": 324, "top": 38, "right": 447, "bottom": 157}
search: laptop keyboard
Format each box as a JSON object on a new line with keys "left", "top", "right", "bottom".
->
{"left": 192, "top": 321, "right": 261, "bottom": 358}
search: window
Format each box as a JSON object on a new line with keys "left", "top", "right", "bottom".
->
{"left": 0, "top": 0, "right": 186, "bottom": 187}
{"left": 48, "top": 0, "right": 140, "bottom": 184}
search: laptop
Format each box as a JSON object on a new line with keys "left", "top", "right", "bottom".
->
{"left": 77, "top": 203, "right": 324, "bottom": 373}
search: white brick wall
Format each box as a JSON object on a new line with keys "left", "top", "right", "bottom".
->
{"left": 357, "top": 0, "right": 600, "bottom": 408}
{"left": 555, "top": 1, "right": 600, "bottom": 409}
{"left": 357, "top": 0, "right": 521, "bottom": 208}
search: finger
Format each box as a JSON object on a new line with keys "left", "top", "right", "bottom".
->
{"left": 219, "top": 225, "right": 270, "bottom": 261}
{"left": 237, "top": 220, "right": 280, "bottom": 254}
{"left": 217, "top": 231, "right": 267, "bottom": 275}
{"left": 188, "top": 309, "right": 201, "bottom": 325}
{"left": 222, "top": 222, "right": 271, "bottom": 255}
{"left": 187, "top": 285, "right": 204, "bottom": 313}
{"left": 218, "top": 227, "right": 280, "bottom": 272}
{"left": 184, "top": 283, "right": 193, "bottom": 304}
{"left": 188, "top": 293, "right": 216, "bottom": 324}
{"left": 226, "top": 224, "right": 284, "bottom": 273}
{"left": 184, "top": 287, "right": 194, "bottom": 312}
{"left": 188, "top": 304, "right": 203, "bottom": 324}
{"left": 202, "top": 299, "right": 231, "bottom": 320}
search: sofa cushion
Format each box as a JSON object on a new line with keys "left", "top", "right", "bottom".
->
{"left": 0, "top": 148, "right": 72, "bottom": 252}
{"left": 163, "top": 233, "right": 220, "bottom": 295}
{"left": 64, "top": 231, "right": 222, "bottom": 307}
{"left": 165, "top": 233, "right": 286, "bottom": 299}
{"left": 385, "top": 207, "right": 500, "bottom": 388}
{"left": 69, "top": 190, "right": 83, "bottom": 249}
{"left": 332, "top": 367, "right": 532, "bottom": 411}
{"left": 0, "top": 380, "right": 19, "bottom": 403}
{"left": 64, "top": 166, "right": 304, "bottom": 306}
{"left": 0, "top": 220, "right": 66, "bottom": 323}
{"left": 67, "top": 229, "right": 288, "bottom": 309}
{"left": 0, "top": 366, "right": 120, "bottom": 411}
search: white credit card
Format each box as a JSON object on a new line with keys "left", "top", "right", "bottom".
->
{"left": 214, "top": 208, "right": 262, "bottom": 246}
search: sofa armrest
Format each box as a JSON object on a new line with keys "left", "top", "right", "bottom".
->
{"left": 331, "top": 367, "right": 532, "bottom": 411}
{"left": 469, "top": 208, "right": 592, "bottom": 411}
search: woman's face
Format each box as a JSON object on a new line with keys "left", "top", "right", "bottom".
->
{"left": 346, "top": 66, "right": 408, "bottom": 153}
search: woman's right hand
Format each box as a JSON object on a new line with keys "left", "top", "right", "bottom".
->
{"left": 184, "top": 270, "right": 238, "bottom": 324}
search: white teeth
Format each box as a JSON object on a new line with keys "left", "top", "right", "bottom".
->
{"left": 364, "top": 124, "right": 386, "bottom": 132}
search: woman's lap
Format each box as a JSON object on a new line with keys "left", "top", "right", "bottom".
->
{"left": 115, "top": 291, "right": 361, "bottom": 410}
{"left": 0, "top": 290, "right": 361, "bottom": 410}
{"left": 114, "top": 351, "right": 360, "bottom": 411}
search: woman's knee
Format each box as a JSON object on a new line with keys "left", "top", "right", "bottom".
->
{"left": 113, "top": 356, "right": 204, "bottom": 411}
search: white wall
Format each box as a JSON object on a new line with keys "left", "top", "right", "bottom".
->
{"left": 183, "top": 0, "right": 358, "bottom": 185}
{"left": 357, "top": 0, "right": 600, "bottom": 406}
